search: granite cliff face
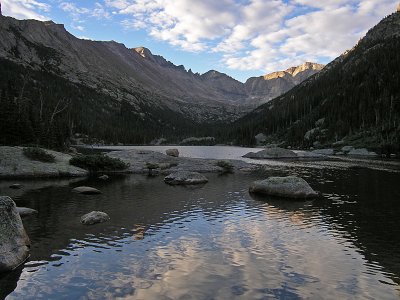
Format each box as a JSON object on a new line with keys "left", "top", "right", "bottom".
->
{"left": 245, "top": 62, "right": 324, "bottom": 106}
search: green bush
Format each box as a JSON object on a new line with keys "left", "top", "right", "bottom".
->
{"left": 23, "top": 147, "right": 55, "bottom": 163}
{"left": 216, "top": 160, "right": 234, "bottom": 173}
{"left": 69, "top": 154, "right": 129, "bottom": 172}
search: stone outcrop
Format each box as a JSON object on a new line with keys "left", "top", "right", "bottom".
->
{"left": 106, "top": 149, "right": 256, "bottom": 174}
{"left": 0, "top": 146, "right": 88, "bottom": 178}
{"left": 0, "top": 196, "right": 30, "bottom": 272}
{"left": 164, "top": 171, "right": 208, "bottom": 185}
{"left": 249, "top": 176, "right": 318, "bottom": 199}
{"left": 243, "top": 147, "right": 297, "bottom": 159}
{"left": 81, "top": 211, "right": 110, "bottom": 225}
{"left": 348, "top": 148, "right": 378, "bottom": 157}
{"left": 244, "top": 62, "right": 324, "bottom": 106}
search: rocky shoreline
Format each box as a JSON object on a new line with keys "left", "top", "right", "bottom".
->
{"left": 0, "top": 146, "right": 88, "bottom": 179}
{"left": 0, "top": 146, "right": 258, "bottom": 179}
{"left": 1, "top": 146, "right": 398, "bottom": 179}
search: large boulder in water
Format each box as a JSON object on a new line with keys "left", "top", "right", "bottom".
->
{"left": 164, "top": 171, "right": 208, "bottom": 185}
{"left": 81, "top": 211, "right": 110, "bottom": 225}
{"left": 0, "top": 196, "right": 30, "bottom": 272}
{"left": 243, "top": 147, "right": 297, "bottom": 159}
{"left": 249, "top": 176, "right": 318, "bottom": 199}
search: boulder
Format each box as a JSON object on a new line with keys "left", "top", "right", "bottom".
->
{"left": 9, "top": 184, "right": 23, "bottom": 189}
{"left": 243, "top": 147, "right": 297, "bottom": 159}
{"left": 341, "top": 146, "right": 355, "bottom": 153}
{"left": 348, "top": 148, "right": 378, "bottom": 157}
{"left": 98, "top": 175, "right": 109, "bottom": 180}
{"left": 0, "top": 196, "right": 30, "bottom": 272}
{"left": 166, "top": 149, "right": 179, "bottom": 157}
{"left": 16, "top": 207, "right": 38, "bottom": 217}
{"left": 164, "top": 171, "right": 208, "bottom": 185}
{"left": 72, "top": 186, "right": 101, "bottom": 195}
{"left": 81, "top": 211, "right": 110, "bottom": 225}
{"left": 249, "top": 176, "right": 318, "bottom": 199}
{"left": 311, "top": 148, "right": 334, "bottom": 156}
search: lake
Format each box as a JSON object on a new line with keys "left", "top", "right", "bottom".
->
{"left": 1, "top": 146, "right": 400, "bottom": 299}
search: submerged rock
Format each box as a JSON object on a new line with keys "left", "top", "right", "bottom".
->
{"left": 0, "top": 196, "right": 30, "bottom": 272}
{"left": 249, "top": 176, "right": 318, "bottom": 199}
{"left": 164, "top": 171, "right": 208, "bottom": 185}
{"left": 166, "top": 149, "right": 179, "bottom": 157}
{"left": 9, "top": 184, "right": 23, "bottom": 189}
{"left": 16, "top": 207, "right": 38, "bottom": 217}
{"left": 98, "top": 175, "right": 109, "bottom": 180}
{"left": 72, "top": 186, "right": 102, "bottom": 195}
{"left": 81, "top": 211, "right": 110, "bottom": 225}
{"left": 243, "top": 147, "right": 297, "bottom": 159}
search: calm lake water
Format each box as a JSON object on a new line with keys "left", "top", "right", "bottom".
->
{"left": 1, "top": 146, "right": 400, "bottom": 299}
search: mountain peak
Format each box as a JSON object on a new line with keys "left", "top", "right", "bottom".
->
{"left": 262, "top": 62, "right": 324, "bottom": 81}
{"left": 133, "top": 47, "right": 153, "bottom": 59}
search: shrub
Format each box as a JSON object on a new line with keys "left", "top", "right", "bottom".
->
{"left": 23, "top": 147, "right": 55, "bottom": 163}
{"left": 69, "top": 154, "right": 129, "bottom": 172}
{"left": 145, "top": 162, "right": 160, "bottom": 170}
{"left": 216, "top": 160, "right": 234, "bottom": 173}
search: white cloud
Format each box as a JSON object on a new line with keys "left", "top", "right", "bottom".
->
{"left": 60, "top": 2, "right": 111, "bottom": 20}
{"left": 105, "top": 0, "right": 397, "bottom": 72}
{"left": 1, "top": 0, "right": 50, "bottom": 20}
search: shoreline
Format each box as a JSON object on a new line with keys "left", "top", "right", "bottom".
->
{"left": 1, "top": 146, "right": 399, "bottom": 180}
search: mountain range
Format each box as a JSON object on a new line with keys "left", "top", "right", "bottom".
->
{"left": 0, "top": 15, "right": 322, "bottom": 118}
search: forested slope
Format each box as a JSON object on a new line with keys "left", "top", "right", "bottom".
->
{"left": 229, "top": 12, "right": 400, "bottom": 152}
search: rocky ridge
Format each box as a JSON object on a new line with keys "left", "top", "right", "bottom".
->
{"left": 0, "top": 15, "right": 323, "bottom": 119}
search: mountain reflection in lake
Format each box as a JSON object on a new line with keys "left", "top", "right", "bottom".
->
{"left": 1, "top": 165, "right": 400, "bottom": 299}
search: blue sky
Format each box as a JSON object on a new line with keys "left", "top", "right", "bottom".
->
{"left": 1, "top": 0, "right": 397, "bottom": 82}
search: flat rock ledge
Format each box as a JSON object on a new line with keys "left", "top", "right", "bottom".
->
{"left": 72, "top": 186, "right": 102, "bottom": 195}
{"left": 244, "top": 147, "right": 297, "bottom": 159}
{"left": 0, "top": 146, "right": 88, "bottom": 179}
{"left": 81, "top": 211, "right": 110, "bottom": 225}
{"left": 0, "top": 196, "right": 31, "bottom": 273}
{"left": 106, "top": 149, "right": 257, "bottom": 174}
{"left": 249, "top": 176, "right": 319, "bottom": 199}
{"left": 164, "top": 171, "right": 208, "bottom": 185}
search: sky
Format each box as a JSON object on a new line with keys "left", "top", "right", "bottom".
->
{"left": 1, "top": 0, "right": 398, "bottom": 82}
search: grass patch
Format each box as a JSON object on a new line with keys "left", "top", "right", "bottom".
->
{"left": 70, "top": 154, "right": 129, "bottom": 172}
{"left": 23, "top": 147, "right": 55, "bottom": 163}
